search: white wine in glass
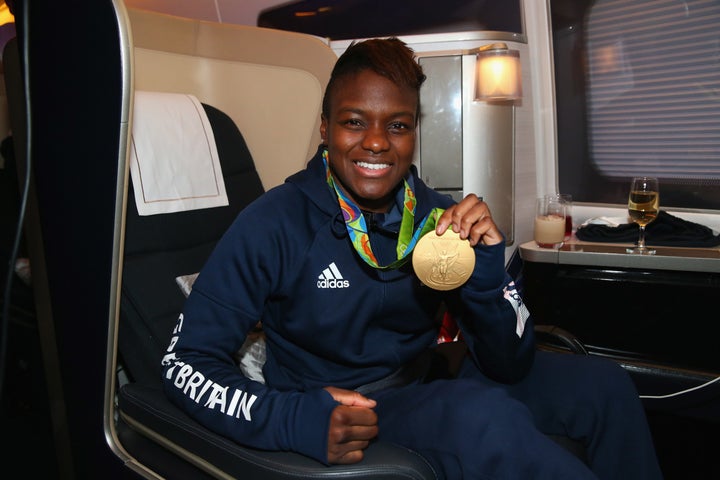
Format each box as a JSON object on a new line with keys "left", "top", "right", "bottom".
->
{"left": 626, "top": 176, "right": 659, "bottom": 254}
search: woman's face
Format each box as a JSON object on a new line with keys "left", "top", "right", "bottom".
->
{"left": 320, "top": 69, "right": 418, "bottom": 213}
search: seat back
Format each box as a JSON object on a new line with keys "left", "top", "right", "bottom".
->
{"left": 119, "top": 102, "right": 263, "bottom": 386}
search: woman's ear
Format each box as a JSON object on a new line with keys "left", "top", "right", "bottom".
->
{"left": 320, "top": 114, "right": 328, "bottom": 145}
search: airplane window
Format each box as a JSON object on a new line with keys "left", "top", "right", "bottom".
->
{"left": 552, "top": 0, "right": 720, "bottom": 210}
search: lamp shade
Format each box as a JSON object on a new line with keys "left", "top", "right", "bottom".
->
{"left": 474, "top": 44, "right": 522, "bottom": 101}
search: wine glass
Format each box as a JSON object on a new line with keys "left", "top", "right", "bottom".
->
{"left": 626, "top": 177, "right": 659, "bottom": 254}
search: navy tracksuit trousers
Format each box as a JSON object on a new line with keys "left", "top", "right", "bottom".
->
{"left": 371, "top": 350, "right": 663, "bottom": 479}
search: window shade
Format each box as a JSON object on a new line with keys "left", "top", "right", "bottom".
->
{"left": 586, "top": 0, "right": 720, "bottom": 182}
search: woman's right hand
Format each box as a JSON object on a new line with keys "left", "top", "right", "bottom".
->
{"left": 324, "top": 386, "right": 379, "bottom": 464}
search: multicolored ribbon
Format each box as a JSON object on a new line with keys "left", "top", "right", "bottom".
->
{"left": 322, "top": 149, "right": 442, "bottom": 270}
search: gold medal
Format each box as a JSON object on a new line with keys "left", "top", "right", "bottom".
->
{"left": 412, "top": 229, "right": 475, "bottom": 290}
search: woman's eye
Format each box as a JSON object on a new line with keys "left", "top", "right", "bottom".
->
{"left": 389, "top": 122, "right": 411, "bottom": 132}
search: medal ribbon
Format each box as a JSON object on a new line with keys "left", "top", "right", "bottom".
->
{"left": 322, "top": 149, "right": 443, "bottom": 270}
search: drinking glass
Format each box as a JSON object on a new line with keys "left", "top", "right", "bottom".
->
{"left": 546, "top": 193, "right": 573, "bottom": 240}
{"left": 626, "top": 177, "right": 659, "bottom": 254}
{"left": 534, "top": 196, "right": 566, "bottom": 249}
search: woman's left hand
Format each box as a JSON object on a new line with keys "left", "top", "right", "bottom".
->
{"left": 435, "top": 194, "right": 504, "bottom": 247}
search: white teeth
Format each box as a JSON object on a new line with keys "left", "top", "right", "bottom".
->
{"left": 356, "top": 161, "right": 389, "bottom": 170}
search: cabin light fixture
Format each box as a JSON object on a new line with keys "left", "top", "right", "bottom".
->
{"left": 415, "top": 43, "right": 522, "bottom": 244}
{"left": 471, "top": 43, "right": 522, "bottom": 102}
{"left": 0, "top": 2, "right": 13, "bottom": 25}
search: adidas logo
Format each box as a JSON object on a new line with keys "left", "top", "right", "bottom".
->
{"left": 317, "top": 262, "right": 350, "bottom": 289}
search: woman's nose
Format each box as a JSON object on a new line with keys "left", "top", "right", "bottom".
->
{"left": 362, "top": 126, "right": 390, "bottom": 153}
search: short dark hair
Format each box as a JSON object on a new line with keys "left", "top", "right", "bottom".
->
{"left": 321, "top": 37, "right": 427, "bottom": 120}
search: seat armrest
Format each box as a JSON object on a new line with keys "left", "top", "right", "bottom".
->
{"left": 117, "top": 383, "right": 437, "bottom": 479}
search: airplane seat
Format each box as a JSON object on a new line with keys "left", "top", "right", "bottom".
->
{"left": 115, "top": 98, "right": 436, "bottom": 479}
{"left": 113, "top": 8, "right": 437, "bottom": 479}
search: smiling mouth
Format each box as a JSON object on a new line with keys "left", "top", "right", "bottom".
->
{"left": 356, "top": 161, "right": 390, "bottom": 170}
